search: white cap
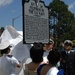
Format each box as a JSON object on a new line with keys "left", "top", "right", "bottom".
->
{"left": 0, "top": 41, "right": 10, "bottom": 50}
{"left": 49, "top": 39, "right": 54, "bottom": 44}
{"left": 64, "top": 40, "right": 73, "bottom": 46}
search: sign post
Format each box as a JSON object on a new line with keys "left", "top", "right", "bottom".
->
{"left": 22, "top": 0, "right": 49, "bottom": 44}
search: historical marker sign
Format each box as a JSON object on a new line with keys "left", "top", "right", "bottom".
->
{"left": 22, "top": 0, "right": 49, "bottom": 44}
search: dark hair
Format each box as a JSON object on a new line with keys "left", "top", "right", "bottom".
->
{"left": 1, "top": 47, "right": 10, "bottom": 55}
{"left": 47, "top": 50, "right": 60, "bottom": 65}
{"left": 30, "top": 43, "right": 44, "bottom": 63}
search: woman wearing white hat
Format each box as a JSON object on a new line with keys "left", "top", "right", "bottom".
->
{"left": 0, "top": 41, "right": 20, "bottom": 75}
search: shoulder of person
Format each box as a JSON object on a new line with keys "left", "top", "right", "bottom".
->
{"left": 57, "top": 69, "right": 64, "bottom": 75}
{"left": 60, "top": 50, "right": 66, "bottom": 56}
{"left": 60, "top": 50, "right": 65, "bottom": 53}
{"left": 70, "top": 51, "right": 75, "bottom": 54}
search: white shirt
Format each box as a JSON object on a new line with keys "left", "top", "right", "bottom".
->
{"left": 1, "top": 54, "right": 20, "bottom": 75}
{"left": 46, "top": 67, "right": 59, "bottom": 75}
{"left": 66, "top": 51, "right": 71, "bottom": 54}
{"left": 43, "top": 50, "right": 52, "bottom": 63}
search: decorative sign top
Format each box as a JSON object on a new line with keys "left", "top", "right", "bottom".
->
{"left": 34, "top": 0, "right": 40, "bottom": 7}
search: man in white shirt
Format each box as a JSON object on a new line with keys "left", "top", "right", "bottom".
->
{"left": 0, "top": 41, "right": 21, "bottom": 75}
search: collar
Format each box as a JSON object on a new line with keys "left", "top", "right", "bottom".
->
{"left": 66, "top": 51, "right": 70, "bottom": 54}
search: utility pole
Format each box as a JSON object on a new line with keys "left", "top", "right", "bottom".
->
{"left": 12, "top": 15, "right": 21, "bottom": 27}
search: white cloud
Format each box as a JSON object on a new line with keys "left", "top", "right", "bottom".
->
{"left": 0, "top": 0, "right": 13, "bottom": 7}
{"left": 68, "top": 2, "right": 75, "bottom": 9}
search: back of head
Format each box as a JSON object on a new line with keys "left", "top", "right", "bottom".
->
{"left": 47, "top": 50, "right": 60, "bottom": 65}
{"left": 30, "top": 43, "right": 44, "bottom": 63}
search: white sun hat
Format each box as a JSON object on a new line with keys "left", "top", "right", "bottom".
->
{"left": 0, "top": 41, "right": 10, "bottom": 50}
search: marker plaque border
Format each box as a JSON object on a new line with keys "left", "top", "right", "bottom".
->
{"left": 22, "top": 0, "right": 49, "bottom": 44}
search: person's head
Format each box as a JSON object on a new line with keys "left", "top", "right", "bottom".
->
{"left": 47, "top": 50, "right": 60, "bottom": 65}
{"left": 64, "top": 40, "right": 73, "bottom": 51}
{"left": 30, "top": 43, "right": 44, "bottom": 63}
{"left": 46, "top": 39, "right": 54, "bottom": 50}
{"left": 0, "top": 41, "right": 11, "bottom": 55}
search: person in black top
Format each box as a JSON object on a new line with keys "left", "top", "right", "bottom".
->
{"left": 60, "top": 40, "right": 75, "bottom": 75}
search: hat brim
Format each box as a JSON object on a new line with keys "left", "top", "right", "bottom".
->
{"left": 0, "top": 41, "right": 10, "bottom": 50}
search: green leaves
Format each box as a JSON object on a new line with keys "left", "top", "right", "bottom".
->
{"left": 48, "top": 0, "right": 75, "bottom": 48}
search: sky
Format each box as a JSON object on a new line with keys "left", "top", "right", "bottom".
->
{"left": 0, "top": 0, "right": 75, "bottom": 31}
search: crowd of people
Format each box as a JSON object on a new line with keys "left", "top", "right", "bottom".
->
{"left": 0, "top": 39, "right": 75, "bottom": 75}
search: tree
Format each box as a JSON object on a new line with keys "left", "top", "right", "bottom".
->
{"left": 49, "top": 0, "right": 75, "bottom": 49}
